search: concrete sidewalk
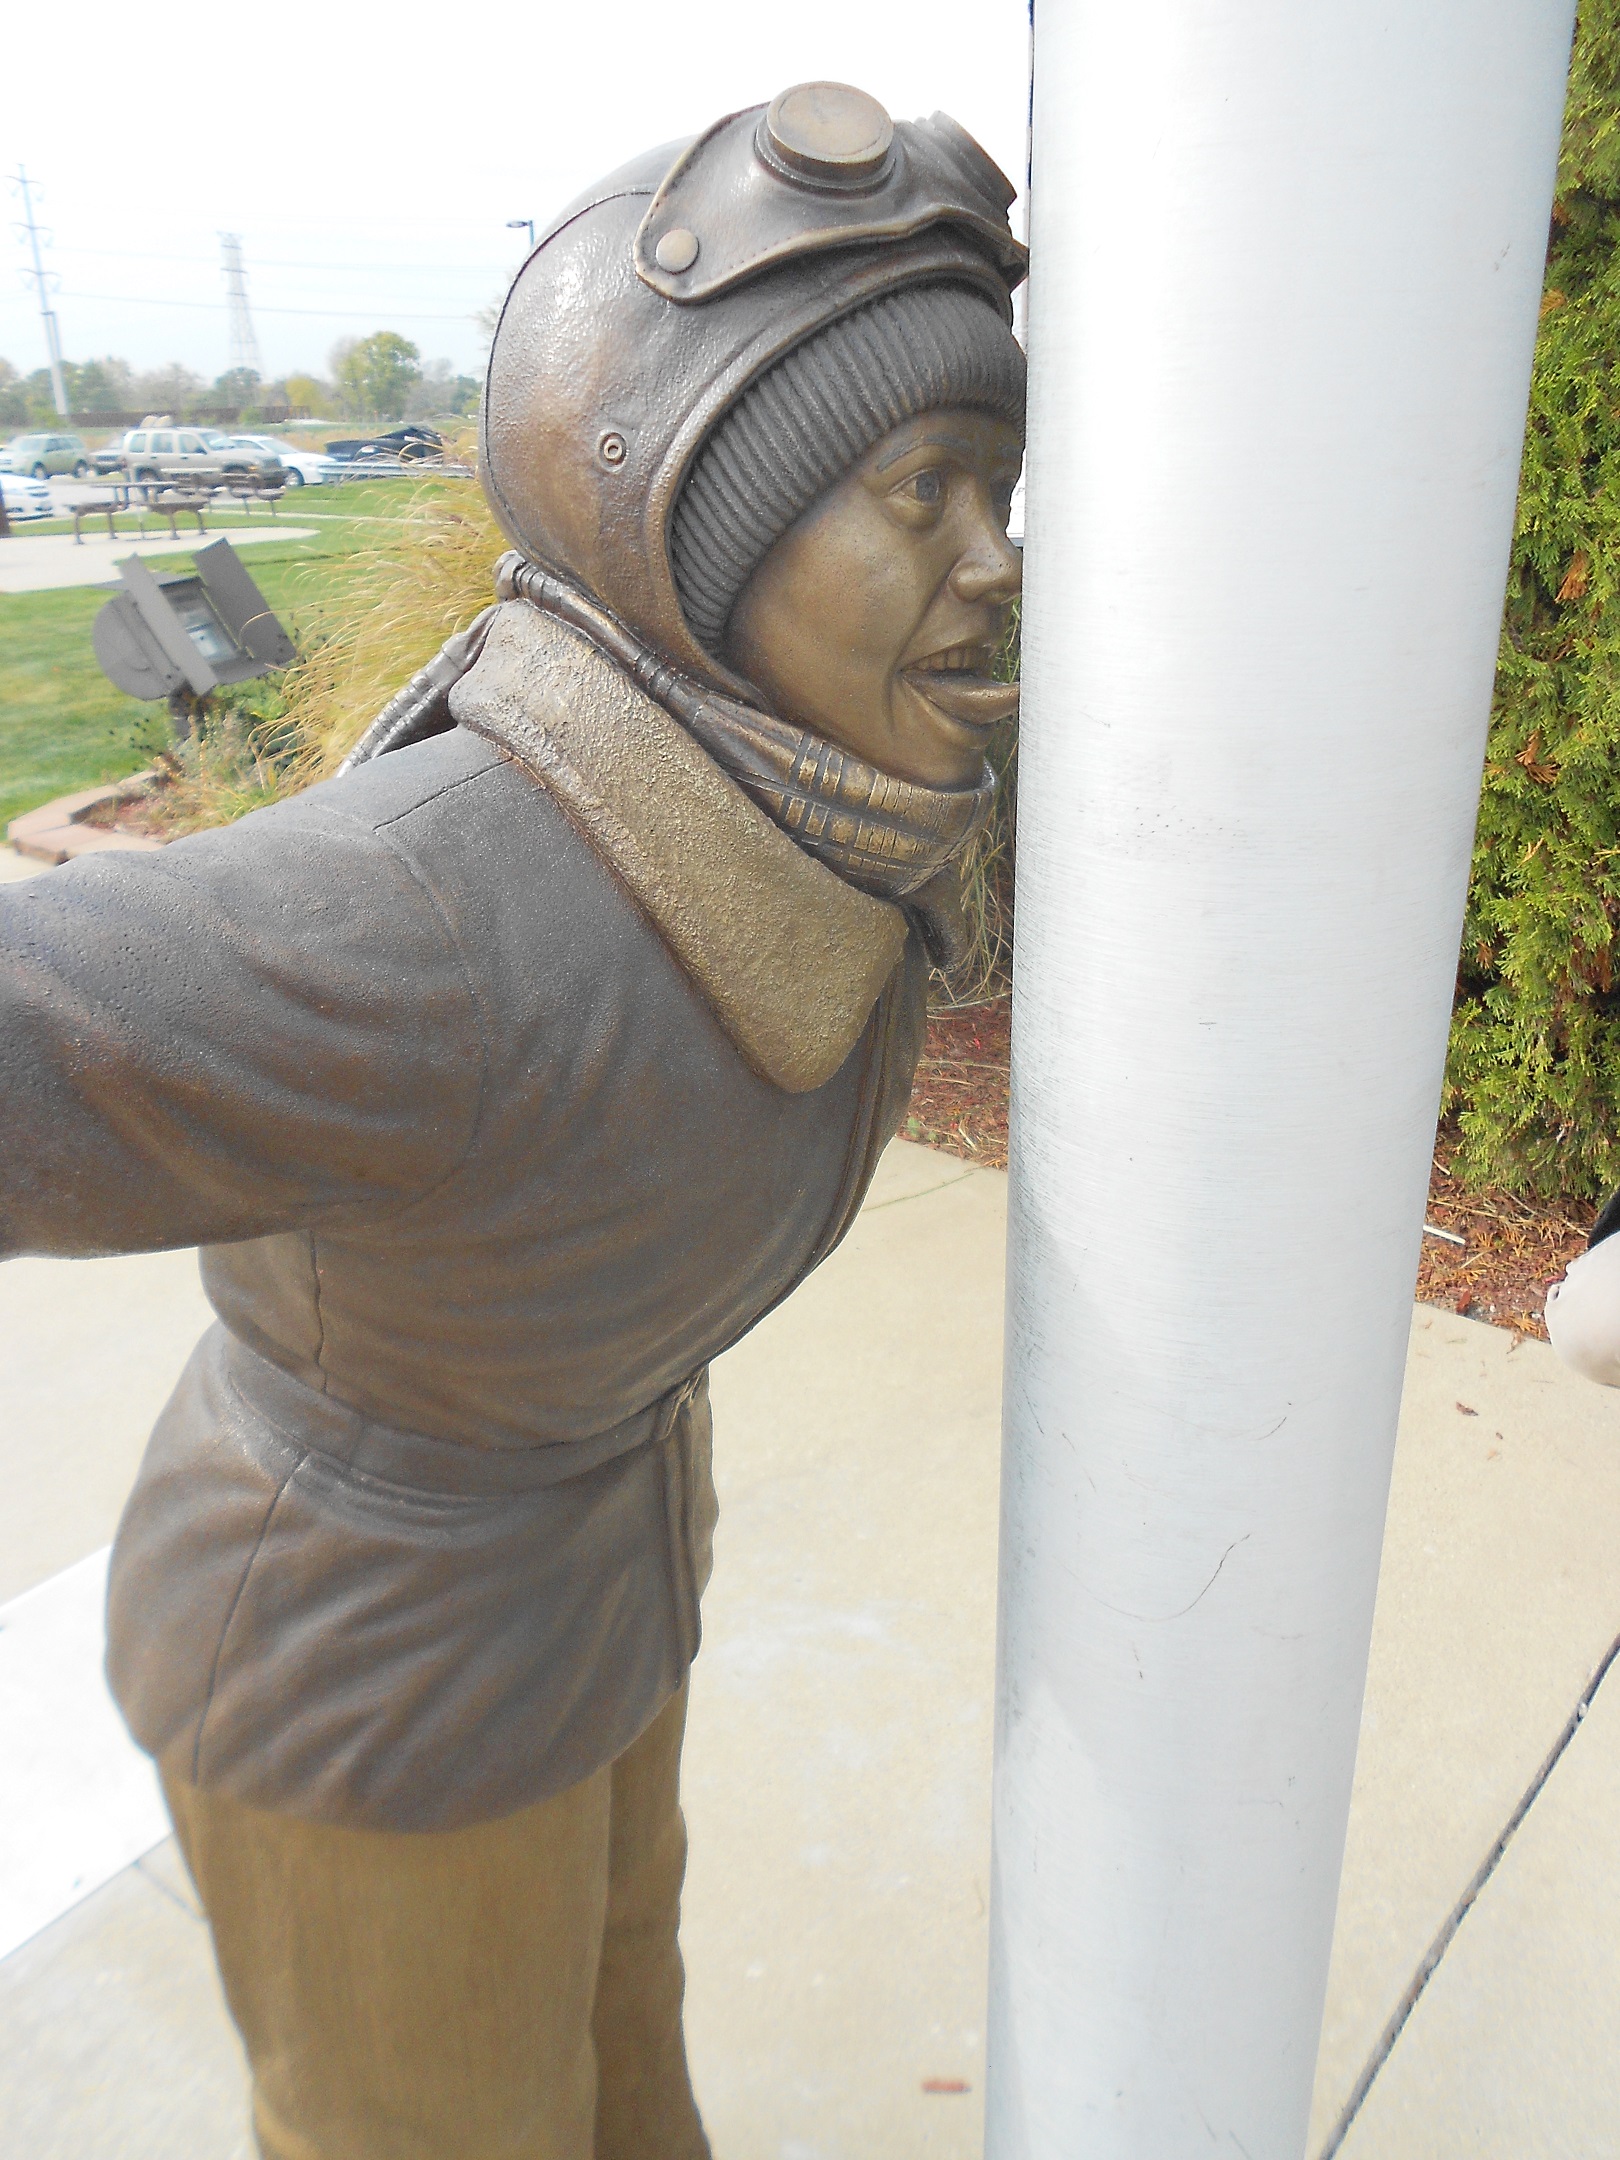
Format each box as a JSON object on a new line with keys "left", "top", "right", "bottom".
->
{"left": 2, "top": 1128, "right": 1619, "bottom": 2155}
{"left": 0, "top": 526, "right": 317, "bottom": 595}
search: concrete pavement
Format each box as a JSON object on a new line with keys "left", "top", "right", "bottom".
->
{"left": 2, "top": 985, "right": 1620, "bottom": 2149}
{"left": 1314, "top": 1308, "right": 1620, "bottom": 2156}
{"left": 0, "top": 526, "right": 316, "bottom": 595}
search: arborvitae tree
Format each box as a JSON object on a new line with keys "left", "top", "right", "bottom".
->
{"left": 1448, "top": 0, "right": 1620, "bottom": 1194}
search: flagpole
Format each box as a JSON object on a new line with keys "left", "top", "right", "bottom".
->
{"left": 989, "top": 4, "right": 1574, "bottom": 2151}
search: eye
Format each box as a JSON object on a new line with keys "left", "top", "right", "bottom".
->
{"left": 886, "top": 465, "right": 947, "bottom": 526}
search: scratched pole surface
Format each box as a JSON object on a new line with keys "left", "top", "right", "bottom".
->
{"left": 988, "top": 4, "right": 1575, "bottom": 2154}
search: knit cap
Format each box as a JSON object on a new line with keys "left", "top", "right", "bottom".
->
{"left": 670, "top": 281, "right": 1025, "bottom": 654}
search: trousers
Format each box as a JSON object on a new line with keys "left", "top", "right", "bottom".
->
{"left": 160, "top": 1685, "right": 710, "bottom": 2160}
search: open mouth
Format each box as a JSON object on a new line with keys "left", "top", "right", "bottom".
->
{"left": 901, "top": 643, "right": 1020, "bottom": 730}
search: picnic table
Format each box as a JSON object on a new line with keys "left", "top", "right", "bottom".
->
{"left": 69, "top": 474, "right": 284, "bottom": 545}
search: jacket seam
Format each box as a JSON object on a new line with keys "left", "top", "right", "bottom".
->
{"left": 190, "top": 1452, "right": 304, "bottom": 1784}
{"left": 344, "top": 801, "right": 498, "bottom": 1204}
{"left": 655, "top": 961, "right": 898, "bottom": 1382}
{"left": 306, "top": 1227, "right": 329, "bottom": 1394}
{"left": 367, "top": 755, "right": 505, "bottom": 827}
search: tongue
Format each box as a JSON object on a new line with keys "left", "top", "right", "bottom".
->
{"left": 906, "top": 672, "right": 1021, "bottom": 725}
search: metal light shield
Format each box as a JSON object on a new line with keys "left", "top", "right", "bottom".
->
{"left": 93, "top": 538, "right": 296, "bottom": 702}
{"left": 480, "top": 86, "right": 1026, "bottom": 697}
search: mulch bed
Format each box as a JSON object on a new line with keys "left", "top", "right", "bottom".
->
{"left": 1415, "top": 1139, "right": 1591, "bottom": 1340}
{"left": 77, "top": 789, "right": 174, "bottom": 842}
{"left": 909, "top": 991, "right": 1592, "bottom": 1340}
{"left": 904, "top": 994, "right": 1013, "bottom": 1169}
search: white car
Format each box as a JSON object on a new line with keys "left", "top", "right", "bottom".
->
{"left": 218, "top": 434, "right": 338, "bottom": 488}
{"left": 1, "top": 470, "right": 53, "bottom": 520}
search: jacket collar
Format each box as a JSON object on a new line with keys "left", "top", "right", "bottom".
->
{"left": 449, "top": 601, "right": 907, "bottom": 1093}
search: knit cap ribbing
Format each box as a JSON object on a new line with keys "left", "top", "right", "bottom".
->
{"left": 670, "top": 282, "right": 1025, "bottom": 654}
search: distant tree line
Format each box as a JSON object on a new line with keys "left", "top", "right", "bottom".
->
{"left": 0, "top": 332, "right": 480, "bottom": 432}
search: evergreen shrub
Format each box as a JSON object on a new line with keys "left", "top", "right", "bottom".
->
{"left": 1449, "top": 0, "right": 1620, "bottom": 1195}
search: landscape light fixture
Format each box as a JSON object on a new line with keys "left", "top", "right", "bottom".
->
{"left": 93, "top": 538, "right": 296, "bottom": 735}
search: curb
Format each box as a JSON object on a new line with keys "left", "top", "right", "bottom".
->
{"left": 6, "top": 774, "right": 165, "bottom": 865}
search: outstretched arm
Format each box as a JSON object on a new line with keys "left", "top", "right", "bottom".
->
{"left": 0, "top": 798, "right": 486, "bottom": 1260}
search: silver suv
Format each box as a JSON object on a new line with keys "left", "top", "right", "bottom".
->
{"left": 120, "top": 422, "right": 285, "bottom": 485}
{"left": 0, "top": 431, "right": 91, "bottom": 476}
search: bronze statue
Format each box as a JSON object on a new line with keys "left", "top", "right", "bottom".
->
{"left": 0, "top": 83, "right": 1024, "bottom": 2158}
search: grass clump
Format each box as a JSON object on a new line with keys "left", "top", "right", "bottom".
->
{"left": 137, "top": 473, "right": 505, "bottom": 838}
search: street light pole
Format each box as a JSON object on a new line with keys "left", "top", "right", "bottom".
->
{"left": 506, "top": 218, "right": 536, "bottom": 254}
{"left": 989, "top": 3, "right": 1575, "bottom": 2154}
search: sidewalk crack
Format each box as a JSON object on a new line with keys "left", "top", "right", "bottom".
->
{"left": 133, "top": 1851, "right": 202, "bottom": 1924}
{"left": 1318, "top": 1623, "right": 1620, "bottom": 2157}
{"left": 865, "top": 1168, "right": 977, "bottom": 1212}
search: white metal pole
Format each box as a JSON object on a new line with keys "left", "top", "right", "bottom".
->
{"left": 990, "top": 4, "right": 1574, "bottom": 2156}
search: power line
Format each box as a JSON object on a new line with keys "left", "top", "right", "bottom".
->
{"left": 219, "top": 233, "right": 263, "bottom": 375}
{"left": 46, "top": 288, "right": 484, "bottom": 323}
{"left": 9, "top": 166, "right": 68, "bottom": 416}
{"left": 49, "top": 244, "right": 517, "bottom": 274}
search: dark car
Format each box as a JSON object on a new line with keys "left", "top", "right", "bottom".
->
{"left": 324, "top": 425, "right": 444, "bottom": 465}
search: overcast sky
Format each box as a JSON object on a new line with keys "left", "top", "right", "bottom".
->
{"left": 1, "top": 0, "right": 1029, "bottom": 389}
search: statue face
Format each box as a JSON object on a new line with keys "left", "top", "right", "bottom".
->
{"left": 725, "top": 409, "right": 1023, "bottom": 789}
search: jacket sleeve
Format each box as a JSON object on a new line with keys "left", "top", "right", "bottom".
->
{"left": 0, "top": 801, "right": 488, "bottom": 1259}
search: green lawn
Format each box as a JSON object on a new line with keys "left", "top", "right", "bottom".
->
{"left": 0, "top": 479, "right": 476, "bottom": 831}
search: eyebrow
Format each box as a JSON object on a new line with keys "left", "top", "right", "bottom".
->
{"left": 874, "top": 432, "right": 976, "bottom": 470}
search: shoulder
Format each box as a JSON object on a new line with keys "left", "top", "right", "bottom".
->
{"left": 152, "top": 727, "right": 603, "bottom": 942}
{"left": 281, "top": 730, "right": 688, "bottom": 1057}
{"left": 235, "top": 725, "right": 514, "bottom": 852}
{"left": 6, "top": 735, "right": 544, "bottom": 1023}
{"left": 303, "top": 728, "right": 658, "bottom": 972}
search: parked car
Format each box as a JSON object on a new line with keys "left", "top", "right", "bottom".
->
{"left": 0, "top": 470, "right": 55, "bottom": 519}
{"left": 216, "top": 433, "right": 337, "bottom": 487}
{"left": 91, "top": 439, "right": 127, "bottom": 476}
{"left": 119, "top": 425, "right": 285, "bottom": 484}
{"left": 324, "top": 424, "right": 443, "bottom": 465}
{"left": 0, "top": 431, "right": 90, "bottom": 477}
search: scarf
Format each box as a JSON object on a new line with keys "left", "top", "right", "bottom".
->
{"left": 343, "top": 554, "right": 998, "bottom": 969}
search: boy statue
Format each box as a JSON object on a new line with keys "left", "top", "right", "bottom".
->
{"left": 0, "top": 83, "right": 1025, "bottom": 2159}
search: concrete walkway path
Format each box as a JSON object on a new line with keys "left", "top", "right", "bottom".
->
{"left": 2, "top": 1095, "right": 1619, "bottom": 2152}
{"left": 0, "top": 526, "right": 317, "bottom": 595}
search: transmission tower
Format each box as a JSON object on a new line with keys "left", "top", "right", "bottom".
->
{"left": 219, "top": 233, "right": 263, "bottom": 378}
{"left": 10, "top": 167, "right": 68, "bottom": 417}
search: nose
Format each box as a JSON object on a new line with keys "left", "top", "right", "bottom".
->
{"left": 949, "top": 481, "right": 1023, "bottom": 606}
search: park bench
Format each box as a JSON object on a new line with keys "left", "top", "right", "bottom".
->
{"left": 69, "top": 473, "right": 284, "bottom": 546}
{"left": 217, "top": 474, "right": 285, "bottom": 519}
{"left": 140, "top": 488, "right": 211, "bottom": 539}
{"left": 71, "top": 484, "right": 140, "bottom": 545}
